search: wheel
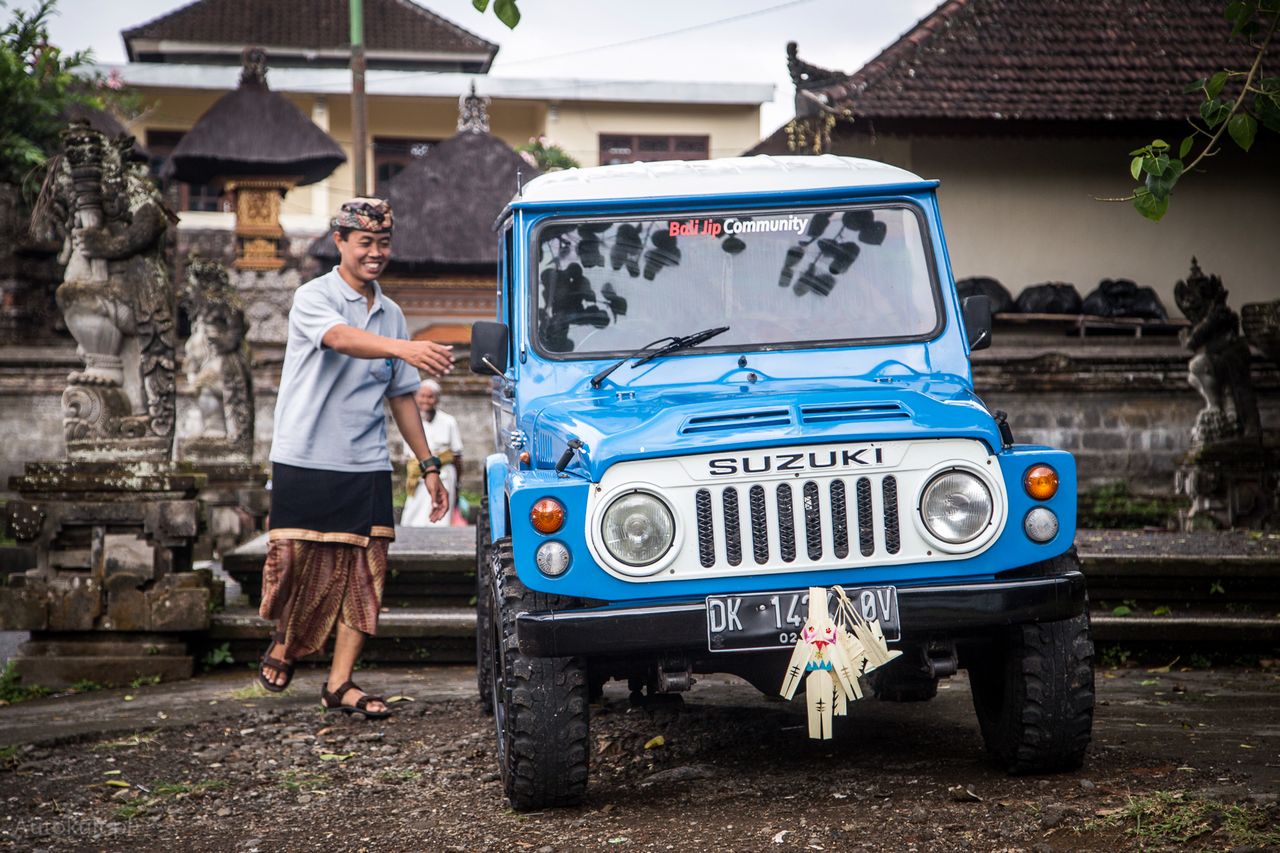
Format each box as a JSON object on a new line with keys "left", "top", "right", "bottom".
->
{"left": 475, "top": 496, "right": 494, "bottom": 714}
{"left": 871, "top": 666, "right": 939, "bottom": 702}
{"left": 489, "top": 537, "right": 590, "bottom": 810}
{"left": 967, "top": 608, "right": 1095, "bottom": 774}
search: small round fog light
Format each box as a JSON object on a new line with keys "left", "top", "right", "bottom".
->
{"left": 535, "top": 541, "right": 570, "bottom": 577}
{"left": 1024, "top": 464, "right": 1059, "bottom": 501}
{"left": 530, "top": 498, "right": 565, "bottom": 534}
{"left": 1024, "top": 507, "right": 1059, "bottom": 543}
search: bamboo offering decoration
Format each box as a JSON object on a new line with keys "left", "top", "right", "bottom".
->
{"left": 780, "top": 586, "right": 903, "bottom": 739}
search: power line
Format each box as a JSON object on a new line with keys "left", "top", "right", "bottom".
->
{"left": 494, "top": 0, "right": 823, "bottom": 68}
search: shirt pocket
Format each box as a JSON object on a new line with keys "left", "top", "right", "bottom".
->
{"left": 370, "top": 358, "right": 394, "bottom": 384}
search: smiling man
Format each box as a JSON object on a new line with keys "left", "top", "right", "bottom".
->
{"left": 257, "top": 198, "right": 452, "bottom": 718}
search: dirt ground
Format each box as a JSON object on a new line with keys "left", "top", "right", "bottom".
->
{"left": 1, "top": 664, "right": 1277, "bottom": 853}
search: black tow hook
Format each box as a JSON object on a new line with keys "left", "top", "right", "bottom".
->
{"left": 555, "top": 438, "right": 584, "bottom": 473}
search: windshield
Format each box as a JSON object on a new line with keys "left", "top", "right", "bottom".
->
{"left": 533, "top": 204, "right": 940, "bottom": 357}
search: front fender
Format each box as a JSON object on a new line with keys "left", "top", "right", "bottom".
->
{"left": 485, "top": 452, "right": 509, "bottom": 539}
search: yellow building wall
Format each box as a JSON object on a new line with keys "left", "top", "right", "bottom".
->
{"left": 125, "top": 86, "right": 762, "bottom": 232}
{"left": 551, "top": 101, "right": 763, "bottom": 165}
{"left": 824, "top": 132, "right": 1280, "bottom": 309}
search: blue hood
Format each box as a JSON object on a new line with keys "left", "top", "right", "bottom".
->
{"left": 530, "top": 372, "right": 1000, "bottom": 480}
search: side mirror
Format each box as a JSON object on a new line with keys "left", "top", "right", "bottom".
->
{"left": 961, "top": 295, "right": 993, "bottom": 351}
{"left": 470, "top": 321, "right": 510, "bottom": 375}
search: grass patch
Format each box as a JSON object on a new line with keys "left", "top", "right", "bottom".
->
{"left": 201, "top": 642, "right": 235, "bottom": 670}
{"left": 1087, "top": 791, "right": 1280, "bottom": 848}
{"left": 95, "top": 733, "right": 158, "bottom": 750}
{"left": 227, "top": 681, "right": 292, "bottom": 700}
{"left": 150, "top": 779, "right": 228, "bottom": 797}
{"left": 377, "top": 768, "right": 421, "bottom": 783}
{"left": 278, "top": 770, "right": 329, "bottom": 792}
{"left": 0, "top": 662, "right": 50, "bottom": 705}
{"left": 1078, "top": 482, "right": 1187, "bottom": 529}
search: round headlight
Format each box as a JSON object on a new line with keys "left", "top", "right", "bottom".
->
{"left": 601, "top": 491, "right": 674, "bottom": 569}
{"left": 920, "top": 470, "right": 993, "bottom": 544}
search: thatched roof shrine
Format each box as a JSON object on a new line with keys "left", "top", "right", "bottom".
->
{"left": 312, "top": 89, "right": 537, "bottom": 271}
{"left": 164, "top": 49, "right": 345, "bottom": 186}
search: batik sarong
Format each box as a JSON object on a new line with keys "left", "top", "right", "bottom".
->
{"left": 259, "top": 463, "right": 395, "bottom": 659}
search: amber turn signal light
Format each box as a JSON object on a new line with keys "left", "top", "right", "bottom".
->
{"left": 530, "top": 498, "right": 565, "bottom": 534}
{"left": 1024, "top": 464, "right": 1059, "bottom": 500}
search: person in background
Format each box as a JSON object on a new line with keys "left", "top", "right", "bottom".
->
{"left": 401, "top": 378, "right": 464, "bottom": 527}
{"left": 256, "top": 197, "right": 452, "bottom": 718}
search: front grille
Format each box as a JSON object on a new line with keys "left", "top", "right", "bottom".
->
{"left": 695, "top": 474, "right": 902, "bottom": 571}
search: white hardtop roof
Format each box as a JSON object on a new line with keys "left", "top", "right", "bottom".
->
{"left": 514, "top": 155, "right": 929, "bottom": 205}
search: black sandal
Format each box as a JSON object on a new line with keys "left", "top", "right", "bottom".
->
{"left": 257, "top": 635, "right": 294, "bottom": 693}
{"left": 320, "top": 680, "right": 392, "bottom": 719}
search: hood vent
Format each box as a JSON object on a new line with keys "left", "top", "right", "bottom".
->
{"left": 800, "top": 402, "right": 910, "bottom": 426}
{"left": 680, "top": 408, "right": 792, "bottom": 435}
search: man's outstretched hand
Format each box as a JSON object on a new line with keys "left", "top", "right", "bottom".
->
{"left": 399, "top": 340, "right": 454, "bottom": 377}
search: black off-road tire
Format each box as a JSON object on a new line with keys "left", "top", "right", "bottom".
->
{"left": 968, "top": 609, "right": 1095, "bottom": 774}
{"left": 475, "top": 497, "right": 494, "bottom": 714}
{"left": 489, "top": 537, "right": 589, "bottom": 810}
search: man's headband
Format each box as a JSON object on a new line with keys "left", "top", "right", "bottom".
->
{"left": 332, "top": 197, "right": 393, "bottom": 233}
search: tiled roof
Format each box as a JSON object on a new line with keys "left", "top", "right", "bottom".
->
{"left": 123, "top": 0, "right": 497, "bottom": 63}
{"left": 801, "top": 0, "right": 1258, "bottom": 123}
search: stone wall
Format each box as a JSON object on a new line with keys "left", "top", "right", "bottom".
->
{"left": 974, "top": 324, "right": 1279, "bottom": 493}
{"left": 4, "top": 322, "right": 1276, "bottom": 503}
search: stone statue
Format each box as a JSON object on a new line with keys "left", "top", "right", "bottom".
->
{"left": 180, "top": 256, "right": 253, "bottom": 460}
{"left": 1173, "top": 258, "right": 1260, "bottom": 446}
{"left": 50, "top": 120, "right": 176, "bottom": 460}
{"left": 1241, "top": 299, "right": 1280, "bottom": 370}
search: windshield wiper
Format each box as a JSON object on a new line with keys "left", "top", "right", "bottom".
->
{"left": 589, "top": 325, "right": 730, "bottom": 389}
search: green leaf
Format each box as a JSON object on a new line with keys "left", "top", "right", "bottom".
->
{"left": 319, "top": 752, "right": 354, "bottom": 761}
{"left": 1143, "top": 154, "right": 1170, "bottom": 177}
{"left": 1133, "top": 189, "right": 1169, "bottom": 222}
{"left": 1179, "top": 135, "right": 1195, "bottom": 159}
{"left": 1228, "top": 112, "right": 1258, "bottom": 151}
{"left": 1130, "top": 156, "right": 1143, "bottom": 180}
{"left": 104, "top": 779, "right": 131, "bottom": 788}
{"left": 1206, "top": 71, "right": 1230, "bottom": 99}
{"left": 1111, "top": 605, "right": 1133, "bottom": 616}
{"left": 1153, "top": 606, "right": 1173, "bottom": 616}
{"left": 1200, "top": 98, "right": 1230, "bottom": 128}
{"left": 1184, "top": 77, "right": 1208, "bottom": 95}
{"left": 471, "top": 0, "right": 489, "bottom": 10}
{"left": 493, "top": 0, "right": 521, "bottom": 28}
{"left": 1150, "top": 138, "right": 1169, "bottom": 150}
{"left": 1256, "top": 93, "right": 1280, "bottom": 133}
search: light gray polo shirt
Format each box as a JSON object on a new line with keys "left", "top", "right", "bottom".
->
{"left": 270, "top": 268, "right": 421, "bottom": 472}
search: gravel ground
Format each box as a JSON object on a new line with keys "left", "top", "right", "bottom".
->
{"left": 1, "top": 666, "right": 1277, "bottom": 853}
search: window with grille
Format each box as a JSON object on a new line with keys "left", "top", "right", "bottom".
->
{"left": 145, "top": 130, "right": 226, "bottom": 213}
{"left": 598, "top": 134, "right": 709, "bottom": 165}
{"left": 373, "top": 137, "right": 436, "bottom": 198}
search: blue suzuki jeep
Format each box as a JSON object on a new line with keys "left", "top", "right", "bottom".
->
{"left": 470, "top": 155, "right": 1093, "bottom": 810}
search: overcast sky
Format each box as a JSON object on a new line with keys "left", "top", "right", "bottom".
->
{"left": 44, "top": 0, "right": 939, "bottom": 135}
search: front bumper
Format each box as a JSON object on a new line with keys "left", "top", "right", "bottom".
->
{"left": 516, "top": 572, "right": 1087, "bottom": 658}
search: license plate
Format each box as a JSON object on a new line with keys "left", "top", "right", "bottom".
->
{"left": 706, "top": 587, "right": 900, "bottom": 652}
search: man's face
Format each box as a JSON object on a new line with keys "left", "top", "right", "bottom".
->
{"left": 334, "top": 230, "right": 391, "bottom": 284}
{"left": 416, "top": 385, "right": 438, "bottom": 415}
